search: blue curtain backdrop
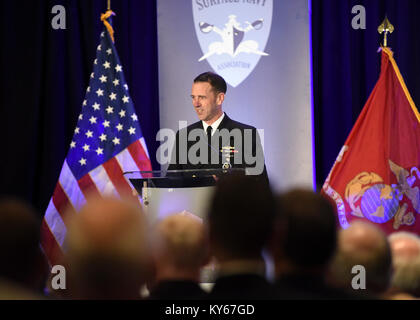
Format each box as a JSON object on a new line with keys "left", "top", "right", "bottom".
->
{"left": 312, "top": 0, "right": 420, "bottom": 189}
{"left": 0, "top": 0, "right": 160, "bottom": 215}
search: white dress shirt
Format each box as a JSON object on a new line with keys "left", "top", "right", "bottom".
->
{"left": 202, "top": 112, "right": 225, "bottom": 136}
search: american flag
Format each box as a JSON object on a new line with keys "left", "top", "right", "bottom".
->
{"left": 41, "top": 25, "right": 152, "bottom": 265}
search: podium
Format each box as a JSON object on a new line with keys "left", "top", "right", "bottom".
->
{"left": 124, "top": 168, "right": 257, "bottom": 285}
{"left": 124, "top": 168, "right": 245, "bottom": 224}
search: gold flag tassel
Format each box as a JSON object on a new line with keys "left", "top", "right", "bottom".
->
{"left": 101, "top": 10, "right": 116, "bottom": 43}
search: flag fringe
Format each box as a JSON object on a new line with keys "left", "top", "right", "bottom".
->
{"left": 382, "top": 47, "right": 420, "bottom": 123}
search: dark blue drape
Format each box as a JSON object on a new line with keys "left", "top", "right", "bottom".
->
{"left": 0, "top": 0, "right": 160, "bottom": 215}
{"left": 312, "top": 0, "right": 420, "bottom": 189}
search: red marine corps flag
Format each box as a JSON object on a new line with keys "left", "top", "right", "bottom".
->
{"left": 323, "top": 47, "right": 420, "bottom": 235}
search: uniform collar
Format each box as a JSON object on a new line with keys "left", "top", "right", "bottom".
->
{"left": 202, "top": 112, "right": 225, "bottom": 135}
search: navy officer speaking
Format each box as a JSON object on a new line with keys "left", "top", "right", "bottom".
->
{"left": 168, "top": 72, "right": 268, "bottom": 184}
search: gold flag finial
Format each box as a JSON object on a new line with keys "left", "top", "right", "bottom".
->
{"left": 378, "top": 16, "right": 394, "bottom": 47}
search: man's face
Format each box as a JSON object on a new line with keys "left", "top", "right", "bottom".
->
{"left": 191, "top": 82, "right": 224, "bottom": 124}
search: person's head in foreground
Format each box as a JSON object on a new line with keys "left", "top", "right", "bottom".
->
{"left": 386, "top": 231, "right": 420, "bottom": 299}
{"left": 328, "top": 220, "right": 392, "bottom": 296}
{"left": 65, "top": 197, "right": 150, "bottom": 299}
{"left": 151, "top": 212, "right": 209, "bottom": 283}
{"left": 272, "top": 189, "right": 337, "bottom": 277}
{"left": 0, "top": 198, "right": 48, "bottom": 298}
{"left": 207, "top": 172, "right": 275, "bottom": 264}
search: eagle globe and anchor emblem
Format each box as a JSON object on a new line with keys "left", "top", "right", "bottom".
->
{"left": 324, "top": 146, "right": 420, "bottom": 230}
{"left": 193, "top": 1, "right": 273, "bottom": 87}
{"left": 345, "top": 160, "right": 420, "bottom": 230}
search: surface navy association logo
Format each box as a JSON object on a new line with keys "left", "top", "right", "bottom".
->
{"left": 193, "top": 0, "right": 273, "bottom": 87}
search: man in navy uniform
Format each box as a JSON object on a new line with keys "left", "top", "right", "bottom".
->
{"left": 168, "top": 72, "right": 268, "bottom": 183}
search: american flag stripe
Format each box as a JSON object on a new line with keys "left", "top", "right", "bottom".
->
{"left": 128, "top": 139, "right": 153, "bottom": 172}
{"left": 52, "top": 182, "right": 76, "bottom": 226}
{"left": 115, "top": 147, "right": 142, "bottom": 172}
{"left": 103, "top": 157, "right": 135, "bottom": 197}
{"left": 114, "top": 147, "right": 147, "bottom": 203}
{"left": 88, "top": 164, "right": 120, "bottom": 198}
{"left": 41, "top": 219, "right": 63, "bottom": 266}
{"left": 44, "top": 200, "right": 68, "bottom": 246}
{"left": 59, "top": 161, "right": 87, "bottom": 210}
{"left": 78, "top": 173, "right": 102, "bottom": 199}
{"left": 139, "top": 137, "right": 150, "bottom": 160}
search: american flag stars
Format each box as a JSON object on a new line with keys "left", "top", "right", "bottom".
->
{"left": 66, "top": 30, "right": 146, "bottom": 176}
{"left": 116, "top": 123, "right": 123, "bottom": 132}
{"left": 112, "top": 137, "right": 120, "bottom": 145}
{"left": 99, "top": 75, "right": 107, "bottom": 83}
{"left": 92, "top": 102, "right": 101, "bottom": 110}
{"left": 109, "top": 92, "right": 117, "bottom": 100}
{"left": 96, "top": 88, "right": 104, "bottom": 97}
{"left": 95, "top": 147, "right": 104, "bottom": 155}
{"left": 106, "top": 106, "right": 113, "bottom": 114}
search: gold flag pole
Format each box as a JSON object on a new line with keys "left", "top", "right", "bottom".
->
{"left": 378, "top": 16, "right": 394, "bottom": 48}
{"left": 108, "top": 0, "right": 111, "bottom": 11}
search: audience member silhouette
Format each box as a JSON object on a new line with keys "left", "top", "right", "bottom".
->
{"left": 272, "top": 189, "right": 360, "bottom": 299}
{"left": 0, "top": 198, "right": 48, "bottom": 299}
{"left": 328, "top": 220, "right": 392, "bottom": 298}
{"left": 65, "top": 197, "right": 151, "bottom": 299}
{"left": 385, "top": 231, "right": 420, "bottom": 299}
{"left": 148, "top": 212, "right": 209, "bottom": 299}
{"left": 206, "top": 173, "right": 277, "bottom": 299}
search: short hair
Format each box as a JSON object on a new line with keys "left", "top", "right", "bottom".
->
{"left": 66, "top": 197, "right": 150, "bottom": 298}
{"left": 330, "top": 221, "right": 392, "bottom": 293}
{"left": 207, "top": 172, "right": 275, "bottom": 259}
{"left": 388, "top": 232, "right": 420, "bottom": 296}
{"left": 153, "top": 213, "right": 208, "bottom": 270}
{"left": 194, "top": 72, "right": 227, "bottom": 94}
{"left": 276, "top": 189, "right": 337, "bottom": 268}
{"left": 388, "top": 231, "right": 420, "bottom": 248}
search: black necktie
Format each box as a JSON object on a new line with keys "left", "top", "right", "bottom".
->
{"left": 206, "top": 126, "right": 212, "bottom": 165}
